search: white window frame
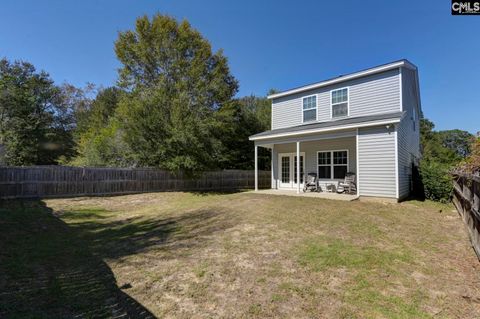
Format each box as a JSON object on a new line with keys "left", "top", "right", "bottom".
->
{"left": 302, "top": 94, "right": 318, "bottom": 123}
{"left": 316, "top": 149, "right": 349, "bottom": 180}
{"left": 330, "top": 87, "right": 349, "bottom": 119}
{"left": 277, "top": 152, "right": 306, "bottom": 188}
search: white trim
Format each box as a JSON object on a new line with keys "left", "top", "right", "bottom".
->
{"left": 330, "top": 87, "right": 350, "bottom": 119}
{"left": 271, "top": 147, "right": 274, "bottom": 189}
{"left": 301, "top": 94, "right": 318, "bottom": 123}
{"left": 316, "top": 149, "right": 349, "bottom": 181}
{"left": 394, "top": 126, "right": 399, "bottom": 199}
{"left": 356, "top": 128, "right": 360, "bottom": 196}
{"left": 256, "top": 130, "right": 356, "bottom": 146}
{"left": 249, "top": 118, "right": 401, "bottom": 141}
{"left": 296, "top": 142, "right": 300, "bottom": 194}
{"left": 268, "top": 60, "right": 416, "bottom": 99}
{"left": 399, "top": 67, "right": 403, "bottom": 111}
{"left": 278, "top": 152, "right": 305, "bottom": 189}
{"left": 254, "top": 145, "right": 258, "bottom": 191}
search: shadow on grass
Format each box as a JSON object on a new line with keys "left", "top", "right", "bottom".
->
{"left": 0, "top": 200, "right": 156, "bottom": 319}
{"left": 64, "top": 206, "right": 234, "bottom": 261}
{"left": 188, "top": 189, "right": 248, "bottom": 196}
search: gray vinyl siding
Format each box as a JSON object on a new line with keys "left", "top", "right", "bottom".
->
{"left": 271, "top": 69, "right": 400, "bottom": 130}
{"left": 397, "top": 67, "right": 421, "bottom": 199}
{"left": 358, "top": 126, "right": 397, "bottom": 198}
{"left": 272, "top": 137, "right": 356, "bottom": 189}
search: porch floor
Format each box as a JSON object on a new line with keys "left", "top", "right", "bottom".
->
{"left": 251, "top": 189, "right": 358, "bottom": 201}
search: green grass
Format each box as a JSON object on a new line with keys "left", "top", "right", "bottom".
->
{"left": 0, "top": 192, "right": 476, "bottom": 318}
{"left": 298, "top": 237, "right": 413, "bottom": 271}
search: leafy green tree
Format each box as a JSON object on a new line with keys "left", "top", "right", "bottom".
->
{"left": 0, "top": 59, "right": 76, "bottom": 165}
{"left": 215, "top": 95, "right": 271, "bottom": 169}
{"left": 456, "top": 137, "right": 480, "bottom": 175}
{"left": 71, "top": 87, "right": 131, "bottom": 167}
{"left": 71, "top": 119, "right": 134, "bottom": 167}
{"left": 438, "top": 129, "right": 474, "bottom": 158}
{"left": 88, "top": 87, "right": 122, "bottom": 130}
{"left": 420, "top": 118, "right": 459, "bottom": 165}
{"left": 418, "top": 118, "right": 473, "bottom": 202}
{"left": 114, "top": 14, "right": 238, "bottom": 172}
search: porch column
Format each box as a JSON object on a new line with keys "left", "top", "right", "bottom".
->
{"left": 296, "top": 141, "right": 300, "bottom": 194}
{"left": 271, "top": 146, "right": 274, "bottom": 189}
{"left": 254, "top": 145, "right": 258, "bottom": 191}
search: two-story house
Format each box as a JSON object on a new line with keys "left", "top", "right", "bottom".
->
{"left": 249, "top": 59, "right": 421, "bottom": 201}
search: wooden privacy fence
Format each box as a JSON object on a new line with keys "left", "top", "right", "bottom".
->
{"left": 0, "top": 166, "right": 271, "bottom": 199}
{"left": 452, "top": 172, "right": 480, "bottom": 259}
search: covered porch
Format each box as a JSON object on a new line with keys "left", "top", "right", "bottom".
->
{"left": 253, "top": 129, "right": 359, "bottom": 195}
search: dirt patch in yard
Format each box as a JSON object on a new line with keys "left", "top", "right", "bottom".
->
{"left": 2, "top": 192, "right": 480, "bottom": 318}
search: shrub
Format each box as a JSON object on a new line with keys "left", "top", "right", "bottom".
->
{"left": 419, "top": 160, "right": 453, "bottom": 203}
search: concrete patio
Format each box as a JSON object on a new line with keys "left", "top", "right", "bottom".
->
{"left": 251, "top": 189, "right": 358, "bottom": 201}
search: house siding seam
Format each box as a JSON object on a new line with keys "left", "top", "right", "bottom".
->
{"left": 271, "top": 69, "right": 400, "bottom": 130}
{"left": 358, "top": 126, "right": 397, "bottom": 198}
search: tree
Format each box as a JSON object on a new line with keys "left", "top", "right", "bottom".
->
{"left": 420, "top": 118, "right": 460, "bottom": 165}
{"left": 214, "top": 95, "right": 271, "bottom": 170}
{"left": 438, "top": 129, "right": 474, "bottom": 158}
{"left": 418, "top": 118, "right": 474, "bottom": 202}
{"left": 70, "top": 87, "right": 132, "bottom": 167}
{"left": 0, "top": 59, "right": 77, "bottom": 165}
{"left": 114, "top": 14, "right": 238, "bottom": 172}
{"left": 87, "top": 87, "right": 122, "bottom": 130}
{"left": 456, "top": 137, "right": 480, "bottom": 174}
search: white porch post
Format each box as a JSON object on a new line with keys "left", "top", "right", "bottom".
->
{"left": 254, "top": 145, "right": 258, "bottom": 191}
{"left": 296, "top": 141, "right": 300, "bottom": 194}
{"left": 271, "top": 146, "right": 274, "bottom": 189}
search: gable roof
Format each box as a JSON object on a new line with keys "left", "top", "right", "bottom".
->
{"left": 249, "top": 112, "right": 404, "bottom": 141}
{"left": 268, "top": 59, "right": 417, "bottom": 100}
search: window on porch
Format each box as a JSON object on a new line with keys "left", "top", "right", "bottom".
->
{"left": 317, "top": 150, "right": 348, "bottom": 179}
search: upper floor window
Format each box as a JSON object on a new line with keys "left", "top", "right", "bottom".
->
{"left": 331, "top": 88, "right": 349, "bottom": 118}
{"left": 303, "top": 95, "right": 317, "bottom": 122}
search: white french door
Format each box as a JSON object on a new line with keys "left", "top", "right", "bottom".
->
{"left": 278, "top": 153, "right": 305, "bottom": 189}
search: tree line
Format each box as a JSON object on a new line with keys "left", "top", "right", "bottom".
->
{"left": 0, "top": 14, "right": 271, "bottom": 173}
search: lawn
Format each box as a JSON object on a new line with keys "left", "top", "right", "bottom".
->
{"left": 1, "top": 192, "right": 479, "bottom": 318}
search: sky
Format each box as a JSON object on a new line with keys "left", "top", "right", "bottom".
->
{"left": 0, "top": 0, "right": 479, "bottom": 134}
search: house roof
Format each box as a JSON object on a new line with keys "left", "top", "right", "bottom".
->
{"left": 249, "top": 112, "right": 404, "bottom": 141}
{"left": 268, "top": 59, "right": 417, "bottom": 100}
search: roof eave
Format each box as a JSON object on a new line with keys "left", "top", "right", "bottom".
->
{"left": 249, "top": 117, "right": 402, "bottom": 141}
{"left": 268, "top": 60, "right": 417, "bottom": 100}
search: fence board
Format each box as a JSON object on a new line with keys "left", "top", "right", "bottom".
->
{"left": 452, "top": 172, "right": 480, "bottom": 260}
{"left": 0, "top": 166, "right": 271, "bottom": 199}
